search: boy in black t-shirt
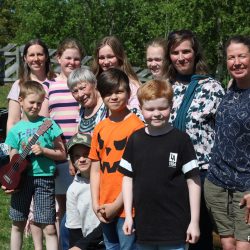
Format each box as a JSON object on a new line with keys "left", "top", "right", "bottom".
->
{"left": 119, "top": 80, "right": 201, "bottom": 250}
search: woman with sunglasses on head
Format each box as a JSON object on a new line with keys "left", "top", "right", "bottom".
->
{"left": 166, "top": 29, "right": 225, "bottom": 250}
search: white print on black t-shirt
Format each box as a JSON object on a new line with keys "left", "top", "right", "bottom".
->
{"left": 169, "top": 152, "right": 178, "bottom": 168}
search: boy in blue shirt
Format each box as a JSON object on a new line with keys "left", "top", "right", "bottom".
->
{"left": 119, "top": 80, "right": 201, "bottom": 250}
{"left": 2, "top": 80, "right": 66, "bottom": 250}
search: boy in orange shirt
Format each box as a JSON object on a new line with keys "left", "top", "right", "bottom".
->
{"left": 89, "top": 68, "right": 144, "bottom": 250}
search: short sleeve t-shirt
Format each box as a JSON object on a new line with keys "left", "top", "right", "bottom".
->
{"left": 7, "top": 80, "right": 20, "bottom": 101}
{"left": 119, "top": 127, "right": 199, "bottom": 244}
{"left": 89, "top": 113, "right": 144, "bottom": 217}
{"left": 5, "top": 117, "right": 63, "bottom": 176}
{"left": 43, "top": 79, "right": 79, "bottom": 142}
{"left": 8, "top": 80, "right": 49, "bottom": 102}
{"left": 65, "top": 174, "right": 100, "bottom": 237}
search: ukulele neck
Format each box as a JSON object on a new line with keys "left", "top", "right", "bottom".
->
{"left": 20, "top": 133, "right": 39, "bottom": 159}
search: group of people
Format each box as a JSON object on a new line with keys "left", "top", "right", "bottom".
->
{"left": 1, "top": 30, "right": 249, "bottom": 250}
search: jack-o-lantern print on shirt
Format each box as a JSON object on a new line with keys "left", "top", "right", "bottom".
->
{"left": 89, "top": 113, "right": 144, "bottom": 217}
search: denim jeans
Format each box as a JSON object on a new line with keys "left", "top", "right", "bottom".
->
{"left": 137, "top": 244, "right": 188, "bottom": 250}
{"left": 60, "top": 213, "right": 69, "bottom": 250}
{"left": 101, "top": 217, "right": 137, "bottom": 250}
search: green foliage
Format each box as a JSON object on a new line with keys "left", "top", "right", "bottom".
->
{"left": 0, "top": 0, "right": 18, "bottom": 46}
{"left": 0, "top": 0, "right": 249, "bottom": 81}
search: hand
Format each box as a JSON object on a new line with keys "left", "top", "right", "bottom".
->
{"left": 186, "top": 222, "right": 200, "bottom": 244}
{"left": 239, "top": 193, "right": 250, "bottom": 224}
{"left": 123, "top": 216, "right": 135, "bottom": 235}
{"left": 93, "top": 204, "right": 108, "bottom": 223}
{"left": 31, "top": 143, "right": 43, "bottom": 156}
{"left": 1, "top": 185, "right": 18, "bottom": 194}
{"left": 99, "top": 202, "right": 119, "bottom": 222}
{"left": 69, "top": 161, "right": 76, "bottom": 176}
{"left": 96, "top": 210, "right": 109, "bottom": 223}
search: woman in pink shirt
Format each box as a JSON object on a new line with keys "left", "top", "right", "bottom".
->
{"left": 42, "top": 38, "right": 84, "bottom": 240}
{"left": 7, "top": 39, "right": 55, "bottom": 132}
{"left": 92, "top": 36, "right": 141, "bottom": 113}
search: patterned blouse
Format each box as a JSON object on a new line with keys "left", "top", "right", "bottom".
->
{"left": 79, "top": 102, "right": 108, "bottom": 134}
{"left": 169, "top": 77, "right": 225, "bottom": 169}
{"left": 207, "top": 82, "right": 250, "bottom": 191}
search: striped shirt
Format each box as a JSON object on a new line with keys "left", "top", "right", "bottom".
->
{"left": 44, "top": 80, "right": 79, "bottom": 142}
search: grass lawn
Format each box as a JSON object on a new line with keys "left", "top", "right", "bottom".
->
{"left": 0, "top": 83, "right": 11, "bottom": 108}
{"left": 0, "top": 191, "right": 34, "bottom": 249}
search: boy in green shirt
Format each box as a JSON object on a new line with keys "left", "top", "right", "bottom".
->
{"left": 2, "top": 80, "right": 66, "bottom": 250}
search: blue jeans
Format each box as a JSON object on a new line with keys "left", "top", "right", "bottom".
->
{"left": 60, "top": 213, "right": 69, "bottom": 250}
{"left": 101, "top": 217, "right": 137, "bottom": 250}
{"left": 137, "top": 244, "right": 187, "bottom": 250}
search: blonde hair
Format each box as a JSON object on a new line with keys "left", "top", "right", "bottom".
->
{"left": 146, "top": 38, "right": 168, "bottom": 78}
{"left": 92, "top": 36, "right": 140, "bottom": 86}
{"left": 19, "top": 80, "right": 46, "bottom": 99}
{"left": 56, "top": 38, "right": 85, "bottom": 60}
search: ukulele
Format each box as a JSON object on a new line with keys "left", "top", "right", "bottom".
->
{"left": 0, "top": 119, "right": 52, "bottom": 190}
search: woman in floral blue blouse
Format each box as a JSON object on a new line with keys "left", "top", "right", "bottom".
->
{"left": 166, "top": 29, "right": 225, "bottom": 250}
{"left": 205, "top": 35, "right": 250, "bottom": 250}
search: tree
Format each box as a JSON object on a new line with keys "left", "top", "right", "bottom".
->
{"left": 0, "top": 0, "right": 18, "bottom": 46}
{"left": 160, "top": 0, "right": 250, "bottom": 81}
{"left": 1, "top": 0, "right": 249, "bottom": 82}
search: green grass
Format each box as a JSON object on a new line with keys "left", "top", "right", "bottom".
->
{"left": 0, "top": 191, "right": 34, "bottom": 249}
{"left": 0, "top": 84, "right": 10, "bottom": 248}
{"left": 0, "top": 83, "right": 11, "bottom": 108}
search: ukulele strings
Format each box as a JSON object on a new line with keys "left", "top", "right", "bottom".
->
{"left": 6, "top": 134, "right": 39, "bottom": 178}
{"left": 4, "top": 120, "right": 51, "bottom": 180}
